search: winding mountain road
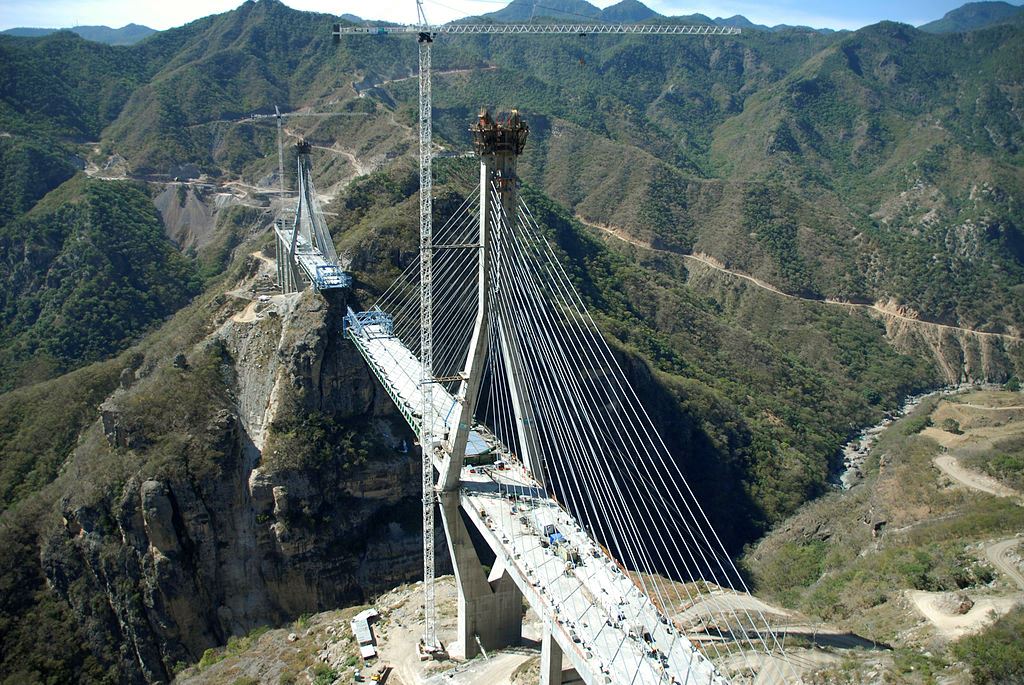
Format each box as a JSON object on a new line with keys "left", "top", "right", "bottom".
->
{"left": 907, "top": 450, "right": 1024, "bottom": 637}
{"left": 933, "top": 454, "right": 1021, "bottom": 500}
{"left": 904, "top": 396, "right": 1024, "bottom": 637}
{"left": 282, "top": 125, "right": 371, "bottom": 177}
{"left": 985, "top": 537, "right": 1024, "bottom": 591}
{"left": 360, "top": 65, "right": 498, "bottom": 91}
{"left": 580, "top": 216, "right": 1023, "bottom": 343}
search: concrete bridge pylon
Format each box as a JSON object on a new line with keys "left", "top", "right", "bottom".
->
{"left": 436, "top": 109, "right": 537, "bottom": 660}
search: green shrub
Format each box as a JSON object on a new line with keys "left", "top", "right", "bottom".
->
{"left": 266, "top": 413, "right": 377, "bottom": 472}
{"left": 964, "top": 436, "right": 1024, "bottom": 491}
{"left": 198, "top": 648, "right": 223, "bottom": 671}
{"left": 312, "top": 664, "right": 339, "bottom": 685}
{"left": 954, "top": 606, "right": 1024, "bottom": 684}
{"left": 901, "top": 413, "right": 932, "bottom": 435}
{"left": 984, "top": 453, "right": 1024, "bottom": 490}
{"left": 892, "top": 649, "right": 946, "bottom": 679}
{"left": 941, "top": 418, "right": 963, "bottom": 435}
{"left": 754, "top": 540, "right": 828, "bottom": 591}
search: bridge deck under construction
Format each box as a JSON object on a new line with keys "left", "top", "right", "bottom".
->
{"left": 273, "top": 222, "right": 350, "bottom": 291}
{"left": 347, "top": 321, "right": 729, "bottom": 685}
{"left": 347, "top": 321, "right": 492, "bottom": 457}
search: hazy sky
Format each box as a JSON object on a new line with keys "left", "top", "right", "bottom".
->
{"left": 0, "top": 0, "right": 1020, "bottom": 32}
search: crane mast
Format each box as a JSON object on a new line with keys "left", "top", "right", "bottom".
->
{"left": 417, "top": 23, "right": 438, "bottom": 657}
{"left": 333, "top": 12, "right": 740, "bottom": 654}
{"left": 214, "top": 106, "right": 366, "bottom": 292}
{"left": 275, "top": 105, "right": 285, "bottom": 198}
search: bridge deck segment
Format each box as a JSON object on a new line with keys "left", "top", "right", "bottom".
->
{"left": 274, "top": 223, "right": 351, "bottom": 291}
{"left": 463, "top": 465, "right": 728, "bottom": 685}
{"left": 348, "top": 321, "right": 492, "bottom": 457}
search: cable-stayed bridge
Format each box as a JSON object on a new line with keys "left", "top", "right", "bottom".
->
{"left": 275, "top": 140, "right": 351, "bottom": 292}
{"left": 343, "top": 111, "right": 795, "bottom": 684}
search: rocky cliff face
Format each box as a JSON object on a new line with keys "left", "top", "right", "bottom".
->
{"left": 875, "top": 302, "right": 1024, "bottom": 385}
{"left": 39, "top": 284, "right": 424, "bottom": 684}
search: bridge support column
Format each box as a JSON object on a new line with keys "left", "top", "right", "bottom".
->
{"left": 541, "top": 626, "right": 563, "bottom": 685}
{"left": 438, "top": 493, "right": 522, "bottom": 659}
{"left": 275, "top": 226, "right": 301, "bottom": 293}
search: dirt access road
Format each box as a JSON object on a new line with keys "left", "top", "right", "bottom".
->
{"left": 986, "top": 537, "right": 1024, "bottom": 591}
{"left": 926, "top": 392, "right": 1024, "bottom": 504}
{"left": 581, "top": 216, "right": 1023, "bottom": 344}
{"left": 933, "top": 454, "right": 1021, "bottom": 500}
{"left": 906, "top": 393, "right": 1024, "bottom": 638}
{"left": 421, "top": 651, "right": 533, "bottom": 685}
{"left": 908, "top": 591, "right": 1019, "bottom": 640}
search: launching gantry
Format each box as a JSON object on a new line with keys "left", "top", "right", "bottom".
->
{"left": 275, "top": 140, "right": 351, "bottom": 292}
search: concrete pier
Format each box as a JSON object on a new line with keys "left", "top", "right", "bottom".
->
{"left": 440, "top": 493, "right": 523, "bottom": 659}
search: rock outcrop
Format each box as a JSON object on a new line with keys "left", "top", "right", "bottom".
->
{"left": 41, "top": 289, "right": 424, "bottom": 683}
{"left": 878, "top": 303, "right": 1024, "bottom": 385}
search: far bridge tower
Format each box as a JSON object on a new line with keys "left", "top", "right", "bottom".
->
{"left": 275, "top": 139, "right": 350, "bottom": 293}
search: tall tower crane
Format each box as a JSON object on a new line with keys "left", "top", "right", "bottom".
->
{"left": 244, "top": 106, "right": 366, "bottom": 197}
{"left": 333, "top": 2, "right": 740, "bottom": 652}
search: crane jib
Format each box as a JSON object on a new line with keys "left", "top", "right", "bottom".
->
{"left": 332, "top": 23, "right": 741, "bottom": 37}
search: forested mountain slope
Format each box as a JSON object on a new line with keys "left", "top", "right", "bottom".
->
{"left": 1, "top": 24, "right": 156, "bottom": 45}
{"left": 0, "top": 1, "right": 1021, "bottom": 681}
{"left": 5, "top": 2, "right": 1018, "bottom": 341}
{"left": 0, "top": 177, "right": 201, "bottom": 387}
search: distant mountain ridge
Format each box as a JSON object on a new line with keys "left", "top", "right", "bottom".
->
{"left": 479, "top": 0, "right": 836, "bottom": 32}
{"left": 1, "top": 23, "right": 155, "bottom": 45}
{"left": 482, "top": 0, "right": 601, "bottom": 21}
{"left": 918, "top": 1, "right": 1024, "bottom": 33}
{"left": 6, "top": 0, "right": 1020, "bottom": 38}
{"left": 479, "top": 0, "right": 1021, "bottom": 32}
{"left": 600, "top": 0, "right": 658, "bottom": 22}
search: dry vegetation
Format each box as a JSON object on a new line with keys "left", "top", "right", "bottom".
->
{"left": 743, "top": 388, "right": 1024, "bottom": 683}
